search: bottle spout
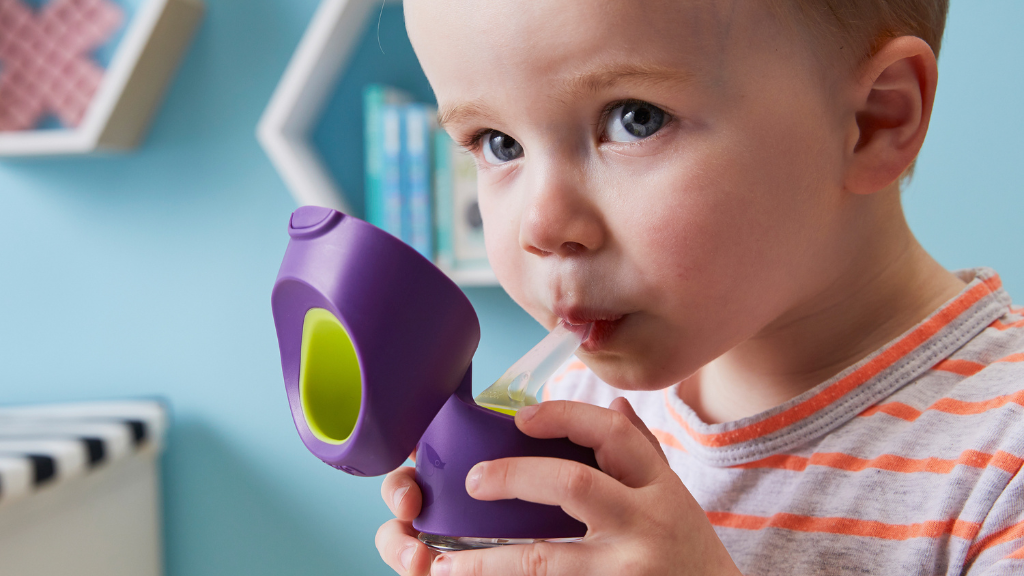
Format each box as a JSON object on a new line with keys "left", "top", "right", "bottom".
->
{"left": 474, "top": 321, "right": 592, "bottom": 414}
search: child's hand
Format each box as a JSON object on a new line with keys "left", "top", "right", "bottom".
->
{"left": 377, "top": 451, "right": 438, "bottom": 576}
{"left": 376, "top": 398, "right": 742, "bottom": 576}
{"left": 427, "top": 397, "right": 742, "bottom": 576}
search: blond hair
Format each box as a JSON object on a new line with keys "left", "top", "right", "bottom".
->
{"left": 770, "top": 0, "right": 950, "bottom": 66}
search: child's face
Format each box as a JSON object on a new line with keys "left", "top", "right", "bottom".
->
{"left": 407, "top": 0, "right": 856, "bottom": 390}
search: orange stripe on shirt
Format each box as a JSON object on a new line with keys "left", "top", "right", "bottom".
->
{"left": 934, "top": 358, "right": 987, "bottom": 376}
{"left": 733, "top": 449, "right": 1024, "bottom": 476}
{"left": 861, "top": 390, "right": 1024, "bottom": 422}
{"left": 991, "top": 318, "right": 1024, "bottom": 331}
{"left": 665, "top": 276, "right": 1002, "bottom": 448}
{"left": 650, "top": 428, "right": 687, "bottom": 452}
{"left": 967, "top": 520, "right": 1024, "bottom": 562}
{"left": 731, "top": 453, "right": 809, "bottom": 471}
{"left": 706, "top": 511, "right": 982, "bottom": 541}
{"left": 932, "top": 353, "right": 1024, "bottom": 377}
{"left": 563, "top": 360, "right": 587, "bottom": 373}
{"left": 549, "top": 361, "right": 587, "bottom": 385}
{"left": 933, "top": 358, "right": 987, "bottom": 377}
{"left": 860, "top": 402, "right": 923, "bottom": 421}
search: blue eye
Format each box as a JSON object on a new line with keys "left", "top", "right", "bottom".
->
{"left": 482, "top": 130, "right": 524, "bottom": 164}
{"left": 605, "top": 101, "right": 666, "bottom": 142}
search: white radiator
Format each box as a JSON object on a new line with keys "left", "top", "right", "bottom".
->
{"left": 0, "top": 401, "right": 167, "bottom": 576}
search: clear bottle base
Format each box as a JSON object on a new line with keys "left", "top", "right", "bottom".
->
{"left": 418, "top": 532, "right": 583, "bottom": 552}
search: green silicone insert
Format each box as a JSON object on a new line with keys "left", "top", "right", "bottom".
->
{"left": 482, "top": 405, "right": 518, "bottom": 417}
{"left": 300, "top": 308, "right": 362, "bottom": 444}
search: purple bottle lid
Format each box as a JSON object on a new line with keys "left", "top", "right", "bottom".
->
{"left": 272, "top": 207, "right": 481, "bottom": 477}
{"left": 272, "top": 207, "right": 599, "bottom": 541}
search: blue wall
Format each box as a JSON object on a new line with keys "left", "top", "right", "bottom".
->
{"left": 313, "top": 4, "right": 436, "bottom": 219}
{"left": 0, "top": 1, "right": 1020, "bottom": 575}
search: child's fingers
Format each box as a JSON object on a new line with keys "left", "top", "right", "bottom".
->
{"left": 514, "top": 400, "right": 666, "bottom": 488}
{"left": 430, "top": 540, "right": 594, "bottom": 576}
{"left": 465, "top": 456, "right": 627, "bottom": 529}
{"left": 380, "top": 466, "right": 422, "bottom": 521}
{"left": 375, "top": 518, "right": 434, "bottom": 576}
{"left": 608, "top": 397, "right": 669, "bottom": 464}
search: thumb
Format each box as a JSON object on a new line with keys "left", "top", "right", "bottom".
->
{"left": 609, "top": 397, "right": 669, "bottom": 464}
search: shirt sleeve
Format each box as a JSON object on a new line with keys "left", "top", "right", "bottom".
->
{"left": 964, "top": 462, "right": 1024, "bottom": 575}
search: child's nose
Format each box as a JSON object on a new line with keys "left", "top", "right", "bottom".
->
{"left": 518, "top": 166, "right": 605, "bottom": 257}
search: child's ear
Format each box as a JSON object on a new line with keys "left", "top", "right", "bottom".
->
{"left": 843, "top": 36, "right": 938, "bottom": 195}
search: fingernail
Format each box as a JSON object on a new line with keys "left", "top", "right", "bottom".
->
{"left": 392, "top": 485, "right": 410, "bottom": 511}
{"left": 432, "top": 554, "right": 451, "bottom": 576}
{"left": 518, "top": 404, "right": 539, "bottom": 422}
{"left": 399, "top": 545, "right": 415, "bottom": 571}
{"left": 466, "top": 466, "right": 482, "bottom": 494}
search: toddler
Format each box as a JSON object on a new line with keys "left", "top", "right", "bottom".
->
{"left": 377, "top": 0, "right": 1024, "bottom": 574}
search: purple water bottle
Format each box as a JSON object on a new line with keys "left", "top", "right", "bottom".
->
{"left": 271, "top": 206, "right": 598, "bottom": 551}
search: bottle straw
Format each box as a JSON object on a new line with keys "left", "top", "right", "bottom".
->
{"left": 475, "top": 321, "right": 593, "bottom": 414}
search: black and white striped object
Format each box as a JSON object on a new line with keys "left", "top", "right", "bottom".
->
{"left": 0, "top": 401, "right": 167, "bottom": 505}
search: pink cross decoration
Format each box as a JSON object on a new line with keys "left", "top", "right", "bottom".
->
{"left": 0, "top": 0, "right": 123, "bottom": 131}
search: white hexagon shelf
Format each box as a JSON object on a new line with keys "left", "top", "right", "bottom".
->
{"left": 258, "top": 0, "right": 497, "bottom": 286}
{"left": 0, "top": 0, "right": 203, "bottom": 156}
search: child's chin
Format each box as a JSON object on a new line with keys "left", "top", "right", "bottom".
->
{"left": 582, "top": 355, "right": 686, "bottom": 393}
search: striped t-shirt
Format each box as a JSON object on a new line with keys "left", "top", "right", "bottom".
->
{"left": 543, "top": 268, "right": 1024, "bottom": 575}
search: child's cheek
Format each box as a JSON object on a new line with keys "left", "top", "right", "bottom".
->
{"left": 478, "top": 189, "right": 539, "bottom": 314}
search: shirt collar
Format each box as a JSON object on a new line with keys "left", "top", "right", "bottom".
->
{"left": 663, "top": 268, "right": 1012, "bottom": 467}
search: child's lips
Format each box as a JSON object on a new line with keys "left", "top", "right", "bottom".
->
{"left": 579, "top": 316, "right": 626, "bottom": 352}
{"left": 555, "top": 308, "right": 628, "bottom": 352}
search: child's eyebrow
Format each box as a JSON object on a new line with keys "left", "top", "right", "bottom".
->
{"left": 437, "top": 63, "right": 694, "bottom": 129}
{"left": 556, "top": 63, "right": 695, "bottom": 103}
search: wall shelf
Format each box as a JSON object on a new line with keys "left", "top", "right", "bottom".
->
{"left": 0, "top": 0, "right": 204, "bottom": 156}
{"left": 259, "top": 0, "right": 499, "bottom": 287}
{"left": 257, "top": 0, "right": 380, "bottom": 213}
{"left": 444, "top": 266, "right": 498, "bottom": 287}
